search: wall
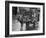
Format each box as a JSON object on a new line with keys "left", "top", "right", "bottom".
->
{"left": 0, "top": 0, "right": 46, "bottom": 38}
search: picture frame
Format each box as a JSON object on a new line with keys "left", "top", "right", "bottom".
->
{"left": 5, "top": 1, "right": 45, "bottom": 37}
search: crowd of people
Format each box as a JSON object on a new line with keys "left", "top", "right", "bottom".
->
{"left": 12, "top": 7, "right": 40, "bottom": 31}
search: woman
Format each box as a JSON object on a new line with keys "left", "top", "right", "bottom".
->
{"left": 12, "top": 15, "right": 21, "bottom": 31}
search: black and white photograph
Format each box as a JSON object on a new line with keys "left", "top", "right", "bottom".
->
{"left": 12, "top": 7, "right": 40, "bottom": 31}
{"left": 5, "top": 1, "right": 45, "bottom": 37}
